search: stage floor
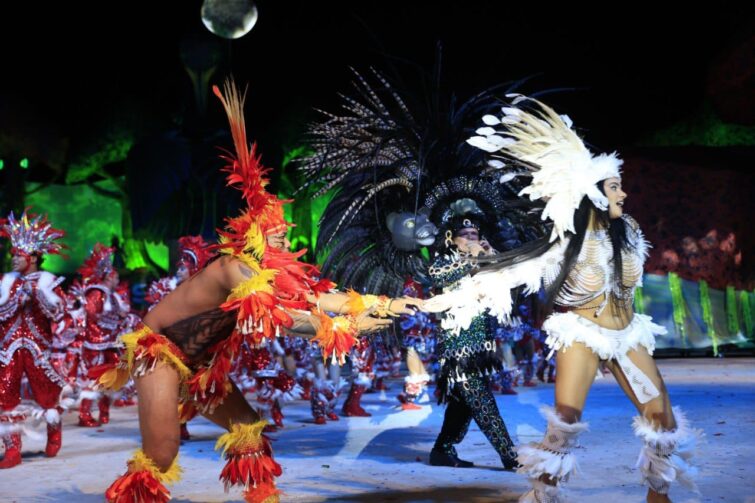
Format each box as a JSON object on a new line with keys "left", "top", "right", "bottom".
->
{"left": 2, "top": 358, "right": 754, "bottom": 502}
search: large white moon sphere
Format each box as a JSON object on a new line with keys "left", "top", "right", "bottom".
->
{"left": 201, "top": 0, "right": 259, "bottom": 40}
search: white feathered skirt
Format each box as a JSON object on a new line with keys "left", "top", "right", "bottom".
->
{"left": 542, "top": 312, "right": 667, "bottom": 404}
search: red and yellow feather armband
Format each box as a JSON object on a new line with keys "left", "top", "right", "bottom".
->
{"left": 222, "top": 268, "right": 293, "bottom": 345}
{"left": 310, "top": 312, "right": 359, "bottom": 364}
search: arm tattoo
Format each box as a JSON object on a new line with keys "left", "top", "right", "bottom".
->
{"left": 238, "top": 264, "right": 254, "bottom": 278}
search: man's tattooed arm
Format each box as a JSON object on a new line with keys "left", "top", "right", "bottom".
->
{"left": 219, "top": 255, "right": 258, "bottom": 291}
{"left": 238, "top": 263, "right": 254, "bottom": 278}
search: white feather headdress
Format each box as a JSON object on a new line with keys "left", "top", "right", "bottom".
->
{"left": 466, "top": 95, "right": 622, "bottom": 242}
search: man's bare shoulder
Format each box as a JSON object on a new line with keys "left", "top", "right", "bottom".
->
{"left": 201, "top": 254, "right": 256, "bottom": 290}
{"left": 146, "top": 258, "right": 231, "bottom": 327}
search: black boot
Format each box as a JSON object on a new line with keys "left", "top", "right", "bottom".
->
{"left": 432, "top": 392, "right": 474, "bottom": 468}
{"left": 429, "top": 446, "right": 474, "bottom": 468}
{"left": 501, "top": 455, "right": 519, "bottom": 471}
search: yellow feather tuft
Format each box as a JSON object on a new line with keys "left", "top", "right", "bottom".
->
{"left": 215, "top": 420, "right": 268, "bottom": 455}
{"left": 227, "top": 269, "right": 276, "bottom": 301}
{"left": 217, "top": 236, "right": 235, "bottom": 256}
{"left": 199, "top": 369, "right": 211, "bottom": 389}
{"left": 332, "top": 316, "right": 354, "bottom": 332}
{"left": 130, "top": 449, "right": 183, "bottom": 483}
{"left": 234, "top": 252, "right": 263, "bottom": 272}
{"left": 244, "top": 222, "right": 266, "bottom": 259}
{"left": 115, "top": 326, "right": 191, "bottom": 382}
{"left": 160, "top": 346, "right": 192, "bottom": 380}
{"left": 344, "top": 289, "right": 367, "bottom": 313}
{"left": 120, "top": 326, "right": 152, "bottom": 368}
{"left": 96, "top": 367, "right": 130, "bottom": 391}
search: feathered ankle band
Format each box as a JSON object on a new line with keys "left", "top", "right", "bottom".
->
{"left": 216, "top": 420, "right": 282, "bottom": 503}
{"left": 633, "top": 407, "right": 702, "bottom": 494}
{"left": 105, "top": 449, "right": 182, "bottom": 503}
{"left": 517, "top": 406, "right": 588, "bottom": 482}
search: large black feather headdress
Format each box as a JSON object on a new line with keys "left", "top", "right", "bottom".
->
{"left": 298, "top": 66, "right": 547, "bottom": 295}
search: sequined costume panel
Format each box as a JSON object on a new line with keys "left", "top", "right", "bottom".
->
{"left": 145, "top": 276, "right": 177, "bottom": 311}
{"left": 0, "top": 272, "right": 66, "bottom": 411}
{"left": 433, "top": 373, "right": 517, "bottom": 464}
{"left": 429, "top": 253, "right": 501, "bottom": 402}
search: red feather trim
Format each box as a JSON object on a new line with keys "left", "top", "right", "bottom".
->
{"left": 243, "top": 480, "right": 280, "bottom": 503}
{"left": 105, "top": 470, "right": 171, "bottom": 503}
{"left": 219, "top": 436, "right": 282, "bottom": 492}
{"left": 311, "top": 313, "right": 359, "bottom": 365}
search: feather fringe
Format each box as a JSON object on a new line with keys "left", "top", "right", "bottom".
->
{"left": 216, "top": 421, "right": 282, "bottom": 495}
{"left": 543, "top": 312, "right": 664, "bottom": 361}
{"left": 105, "top": 450, "right": 181, "bottom": 503}
{"left": 516, "top": 406, "right": 588, "bottom": 482}
{"left": 516, "top": 445, "right": 580, "bottom": 482}
{"left": 243, "top": 481, "right": 280, "bottom": 503}
{"left": 0, "top": 420, "right": 24, "bottom": 437}
{"left": 519, "top": 479, "right": 565, "bottom": 503}
{"left": 310, "top": 313, "right": 358, "bottom": 365}
{"left": 633, "top": 407, "right": 703, "bottom": 494}
{"left": 424, "top": 241, "right": 567, "bottom": 334}
{"left": 91, "top": 325, "right": 192, "bottom": 392}
{"left": 0, "top": 405, "right": 60, "bottom": 440}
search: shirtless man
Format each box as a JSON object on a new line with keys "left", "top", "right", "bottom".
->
{"left": 100, "top": 231, "right": 404, "bottom": 502}
{"left": 98, "top": 81, "right": 421, "bottom": 503}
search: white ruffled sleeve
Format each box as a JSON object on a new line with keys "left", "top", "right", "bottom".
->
{"left": 423, "top": 240, "right": 568, "bottom": 334}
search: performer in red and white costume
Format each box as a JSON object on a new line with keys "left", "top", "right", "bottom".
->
{"left": 76, "top": 244, "right": 130, "bottom": 427}
{"left": 145, "top": 236, "right": 215, "bottom": 309}
{"left": 145, "top": 236, "right": 215, "bottom": 438}
{"left": 112, "top": 281, "right": 140, "bottom": 407}
{"left": 252, "top": 343, "right": 302, "bottom": 430}
{"left": 341, "top": 337, "right": 375, "bottom": 417}
{"left": 0, "top": 210, "right": 67, "bottom": 468}
{"left": 396, "top": 277, "right": 435, "bottom": 411}
{"left": 50, "top": 281, "right": 86, "bottom": 388}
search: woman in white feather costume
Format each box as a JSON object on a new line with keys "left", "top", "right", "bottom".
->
{"left": 424, "top": 96, "right": 702, "bottom": 503}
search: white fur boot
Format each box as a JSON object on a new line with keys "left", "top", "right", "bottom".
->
{"left": 517, "top": 406, "right": 589, "bottom": 502}
{"left": 633, "top": 406, "right": 702, "bottom": 495}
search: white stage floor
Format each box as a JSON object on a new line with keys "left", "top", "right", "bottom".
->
{"left": 2, "top": 358, "right": 753, "bottom": 502}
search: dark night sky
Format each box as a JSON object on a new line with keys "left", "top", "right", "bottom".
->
{"left": 0, "top": 2, "right": 752, "bottom": 284}
{"left": 1, "top": 2, "right": 752, "bottom": 164}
